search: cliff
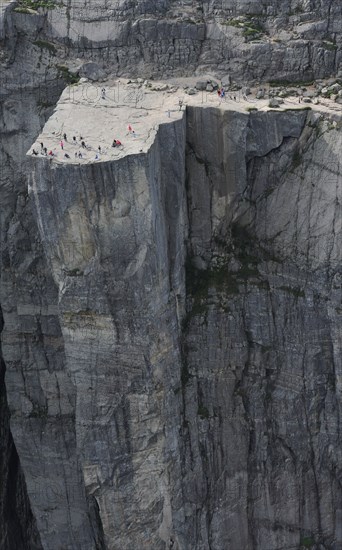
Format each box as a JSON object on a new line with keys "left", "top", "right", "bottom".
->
{"left": 2, "top": 83, "right": 341, "bottom": 549}
{"left": 0, "top": 2, "right": 341, "bottom": 550}
{"left": 1, "top": 0, "right": 342, "bottom": 84}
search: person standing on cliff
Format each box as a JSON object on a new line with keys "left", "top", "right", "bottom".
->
{"left": 63, "top": 133, "right": 67, "bottom": 141}
{"left": 60, "top": 140, "right": 64, "bottom": 150}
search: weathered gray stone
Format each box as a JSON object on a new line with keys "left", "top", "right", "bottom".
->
{"left": 3, "top": 84, "right": 338, "bottom": 549}
{"left": 269, "top": 97, "right": 280, "bottom": 107}
{"left": 0, "top": 1, "right": 342, "bottom": 549}
{"left": 195, "top": 80, "right": 207, "bottom": 90}
{"left": 79, "top": 62, "right": 106, "bottom": 81}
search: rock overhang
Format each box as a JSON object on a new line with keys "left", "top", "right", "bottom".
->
{"left": 28, "top": 78, "right": 341, "bottom": 168}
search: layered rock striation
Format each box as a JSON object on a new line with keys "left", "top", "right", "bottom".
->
{"left": 3, "top": 85, "right": 340, "bottom": 548}
{"left": 0, "top": 2, "right": 341, "bottom": 549}
{"left": 1, "top": 0, "right": 342, "bottom": 83}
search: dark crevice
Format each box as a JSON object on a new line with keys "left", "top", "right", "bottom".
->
{"left": 0, "top": 306, "right": 43, "bottom": 550}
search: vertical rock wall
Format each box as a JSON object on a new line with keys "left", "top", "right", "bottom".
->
{"left": 23, "top": 117, "right": 187, "bottom": 549}
{"left": 180, "top": 107, "right": 341, "bottom": 549}
{"left": 0, "top": 85, "right": 62, "bottom": 548}
{"left": 11, "top": 106, "right": 340, "bottom": 549}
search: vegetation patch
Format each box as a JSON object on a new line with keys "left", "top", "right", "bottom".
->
{"left": 29, "top": 403, "right": 48, "bottom": 419}
{"left": 242, "top": 26, "right": 263, "bottom": 39}
{"left": 269, "top": 80, "right": 314, "bottom": 87}
{"left": 185, "top": 259, "right": 240, "bottom": 308}
{"left": 283, "top": 107, "right": 312, "bottom": 112}
{"left": 16, "top": 0, "right": 56, "bottom": 10}
{"left": 231, "top": 223, "right": 260, "bottom": 279}
{"left": 183, "top": 224, "right": 279, "bottom": 335}
{"left": 181, "top": 355, "right": 192, "bottom": 387}
{"left": 322, "top": 41, "right": 337, "bottom": 51}
{"left": 300, "top": 535, "right": 315, "bottom": 548}
{"left": 33, "top": 40, "right": 57, "bottom": 55}
{"left": 38, "top": 99, "right": 56, "bottom": 108}
{"left": 198, "top": 405, "right": 209, "bottom": 419}
{"left": 292, "top": 150, "right": 302, "bottom": 169}
{"left": 223, "top": 18, "right": 244, "bottom": 27}
{"left": 223, "top": 17, "right": 265, "bottom": 41}
{"left": 64, "top": 267, "right": 84, "bottom": 276}
{"left": 56, "top": 65, "right": 80, "bottom": 85}
{"left": 278, "top": 285, "right": 305, "bottom": 298}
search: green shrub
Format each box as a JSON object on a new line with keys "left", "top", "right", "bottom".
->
{"left": 198, "top": 405, "right": 209, "bottom": 419}
{"left": 322, "top": 41, "right": 337, "bottom": 51}
{"left": 56, "top": 65, "right": 80, "bottom": 85}
{"left": 300, "top": 536, "right": 315, "bottom": 548}
{"left": 16, "top": 0, "right": 56, "bottom": 9}
{"left": 224, "top": 18, "right": 244, "bottom": 27}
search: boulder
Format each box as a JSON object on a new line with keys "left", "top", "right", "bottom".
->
{"left": 221, "top": 75, "right": 231, "bottom": 87}
{"left": 328, "top": 83, "right": 341, "bottom": 93}
{"left": 195, "top": 80, "right": 208, "bottom": 91}
{"left": 79, "top": 62, "right": 106, "bottom": 81}
{"left": 269, "top": 98, "right": 280, "bottom": 108}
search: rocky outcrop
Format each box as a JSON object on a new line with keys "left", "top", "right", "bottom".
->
{"left": 0, "top": 69, "right": 65, "bottom": 548}
{"left": 3, "top": 104, "right": 338, "bottom": 549}
{"left": 1, "top": 0, "right": 342, "bottom": 83}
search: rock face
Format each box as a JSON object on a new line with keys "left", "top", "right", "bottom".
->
{"left": 2, "top": 101, "right": 339, "bottom": 549}
{"left": 0, "top": 2, "right": 341, "bottom": 550}
{"left": 2, "top": 0, "right": 342, "bottom": 82}
{"left": 0, "top": 312, "right": 43, "bottom": 550}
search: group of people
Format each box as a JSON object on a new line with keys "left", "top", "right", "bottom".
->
{"left": 217, "top": 87, "right": 241, "bottom": 101}
{"left": 32, "top": 142, "right": 56, "bottom": 157}
{"left": 31, "top": 122, "right": 140, "bottom": 162}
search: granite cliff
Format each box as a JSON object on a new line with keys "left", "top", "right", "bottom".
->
{"left": 1, "top": 0, "right": 342, "bottom": 84}
{"left": 0, "top": 1, "right": 341, "bottom": 549}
